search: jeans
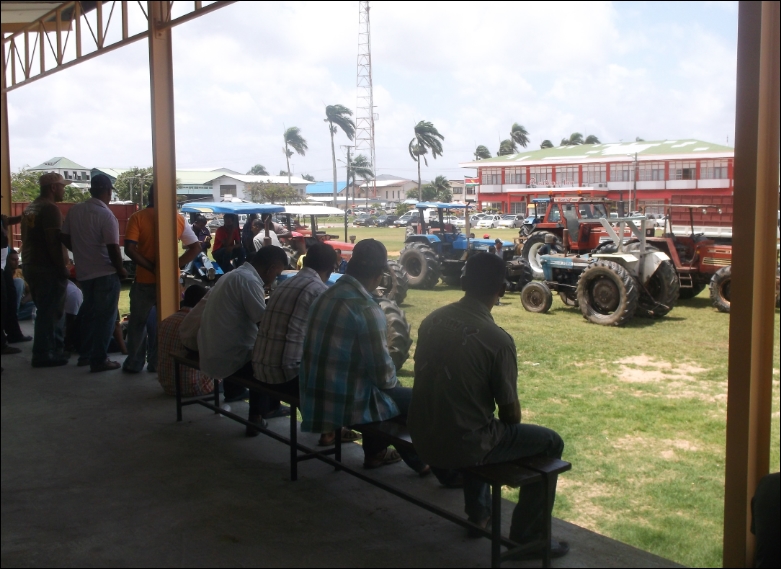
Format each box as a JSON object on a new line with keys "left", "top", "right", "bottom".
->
{"left": 248, "top": 378, "right": 296, "bottom": 416}
{"left": 23, "top": 265, "right": 67, "bottom": 363}
{"left": 213, "top": 246, "right": 245, "bottom": 273}
{"left": 359, "top": 385, "right": 427, "bottom": 473}
{"left": 79, "top": 274, "right": 121, "bottom": 366}
{"left": 463, "top": 423, "right": 564, "bottom": 543}
{"left": 122, "top": 282, "right": 157, "bottom": 372}
{"left": 13, "top": 278, "right": 35, "bottom": 320}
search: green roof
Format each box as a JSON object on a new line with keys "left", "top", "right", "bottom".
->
{"left": 461, "top": 140, "right": 734, "bottom": 167}
{"left": 30, "top": 156, "right": 89, "bottom": 171}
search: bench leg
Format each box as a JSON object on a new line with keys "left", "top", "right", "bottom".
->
{"left": 542, "top": 475, "right": 553, "bottom": 569}
{"left": 492, "top": 482, "right": 502, "bottom": 568}
{"left": 290, "top": 404, "right": 298, "bottom": 481}
{"left": 175, "top": 362, "right": 183, "bottom": 422}
{"left": 214, "top": 379, "right": 220, "bottom": 413}
{"left": 334, "top": 427, "right": 342, "bottom": 471}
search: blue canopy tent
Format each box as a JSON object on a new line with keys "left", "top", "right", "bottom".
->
{"left": 180, "top": 202, "right": 285, "bottom": 214}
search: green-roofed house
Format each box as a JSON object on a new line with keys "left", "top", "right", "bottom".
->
{"left": 91, "top": 166, "right": 243, "bottom": 201}
{"left": 29, "top": 157, "right": 92, "bottom": 189}
{"left": 459, "top": 139, "right": 734, "bottom": 214}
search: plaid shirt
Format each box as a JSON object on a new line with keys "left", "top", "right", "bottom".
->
{"left": 158, "top": 308, "right": 213, "bottom": 397}
{"left": 252, "top": 268, "right": 328, "bottom": 384}
{"left": 299, "top": 274, "right": 399, "bottom": 433}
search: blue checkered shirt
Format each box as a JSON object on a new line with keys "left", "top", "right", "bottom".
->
{"left": 299, "top": 274, "right": 399, "bottom": 433}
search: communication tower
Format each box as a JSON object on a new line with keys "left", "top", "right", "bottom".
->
{"left": 355, "top": 1, "right": 377, "bottom": 199}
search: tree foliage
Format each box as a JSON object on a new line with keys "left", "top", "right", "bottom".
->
{"left": 431, "top": 175, "right": 452, "bottom": 202}
{"left": 279, "top": 170, "right": 289, "bottom": 176}
{"left": 245, "top": 182, "right": 298, "bottom": 204}
{"left": 636, "top": 136, "right": 645, "bottom": 142}
{"left": 560, "top": 132, "right": 584, "bottom": 146}
{"left": 247, "top": 164, "right": 269, "bottom": 175}
{"left": 406, "top": 184, "right": 438, "bottom": 202}
{"left": 498, "top": 139, "right": 517, "bottom": 155}
{"left": 114, "top": 167, "right": 154, "bottom": 205}
{"left": 63, "top": 186, "right": 89, "bottom": 203}
{"left": 409, "top": 120, "right": 444, "bottom": 200}
{"left": 510, "top": 123, "right": 530, "bottom": 149}
{"left": 325, "top": 104, "right": 356, "bottom": 205}
{"left": 350, "top": 154, "right": 374, "bottom": 184}
{"left": 283, "top": 126, "right": 308, "bottom": 185}
{"left": 474, "top": 145, "right": 492, "bottom": 160}
{"left": 301, "top": 174, "right": 315, "bottom": 182}
{"left": 10, "top": 167, "right": 40, "bottom": 202}
{"left": 584, "top": 134, "right": 601, "bottom": 144}
{"left": 540, "top": 140, "right": 554, "bottom": 149}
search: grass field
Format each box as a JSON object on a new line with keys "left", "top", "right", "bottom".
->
{"left": 119, "top": 228, "right": 781, "bottom": 567}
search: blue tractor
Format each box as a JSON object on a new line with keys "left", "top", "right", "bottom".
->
{"left": 399, "top": 202, "right": 532, "bottom": 290}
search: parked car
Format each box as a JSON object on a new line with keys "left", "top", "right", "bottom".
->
{"left": 476, "top": 214, "right": 502, "bottom": 228}
{"left": 353, "top": 214, "right": 377, "bottom": 227}
{"left": 498, "top": 214, "right": 525, "bottom": 228}
{"left": 376, "top": 215, "right": 399, "bottom": 227}
{"left": 470, "top": 213, "right": 488, "bottom": 223}
{"left": 394, "top": 212, "right": 420, "bottom": 227}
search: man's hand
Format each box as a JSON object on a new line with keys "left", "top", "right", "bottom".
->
{"left": 125, "top": 241, "right": 155, "bottom": 273}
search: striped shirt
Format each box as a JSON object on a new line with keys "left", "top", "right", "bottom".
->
{"left": 157, "top": 308, "right": 213, "bottom": 397}
{"left": 252, "top": 268, "right": 328, "bottom": 384}
{"left": 299, "top": 274, "right": 399, "bottom": 433}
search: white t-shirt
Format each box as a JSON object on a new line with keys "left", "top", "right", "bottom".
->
{"left": 61, "top": 198, "right": 120, "bottom": 281}
{"left": 252, "top": 230, "right": 282, "bottom": 251}
{"left": 179, "top": 289, "right": 211, "bottom": 352}
{"left": 64, "top": 280, "right": 84, "bottom": 315}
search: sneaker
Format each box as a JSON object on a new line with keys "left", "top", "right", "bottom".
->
{"left": 31, "top": 358, "right": 69, "bottom": 368}
{"left": 90, "top": 360, "right": 121, "bottom": 373}
{"left": 1, "top": 345, "right": 22, "bottom": 355}
{"left": 7, "top": 335, "right": 32, "bottom": 343}
{"left": 506, "top": 539, "right": 570, "bottom": 561}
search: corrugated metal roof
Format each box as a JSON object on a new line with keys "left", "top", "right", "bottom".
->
{"left": 207, "top": 174, "right": 315, "bottom": 185}
{"left": 30, "top": 156, "right": 89, "bottom": 171}
{"left": 460, "top": 139, "right": 734, "bottom": 168}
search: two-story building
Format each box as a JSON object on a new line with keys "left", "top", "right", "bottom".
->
{"left": 30, "top": 157, "right": 92, "bottom": 189}
{"left": 459, "top": 139, "right": 733, "bottom": 213}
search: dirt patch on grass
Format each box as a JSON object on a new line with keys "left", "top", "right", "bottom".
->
{"left": 556, "top": 478, "right": 615, "bottom": 528}
{"left": 611, "top": 434, "right": 718, "bottom": 460}
{"left": 609, "top": 355, "right": 724, "bottom": 402}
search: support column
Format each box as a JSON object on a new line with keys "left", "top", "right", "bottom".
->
{"left": 1, "top": 40, "right": 11, "bottom": 216}
{"left": 723, "top": 2, "right": 780, "bottom": 567}
{"left": 147, "top": 1, "right": 179, "bottom": 321}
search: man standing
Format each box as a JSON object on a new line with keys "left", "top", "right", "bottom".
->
{"left": 61, "top": 174, "right": 127, "bottom": 372}
{"left": 407, "top": 252, "right": 568, "bottom": 560}
{"left": 122, "top": 187, "right": 201, "bottom": 374}
{"left": 21, "top": 173, "right": 70, "bottom": 367}
{"left": 198, "top": 246, "right": 288, "bottom": 422}
{"left": 299, "top": 239, "right": 427, "bottom": 473}
{"left": 212, "top": 213, "right": 244, "bottom": 273}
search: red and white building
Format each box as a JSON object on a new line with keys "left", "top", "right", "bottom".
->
{"left": 459, "top": 139, "right": 733, "bottom": 213}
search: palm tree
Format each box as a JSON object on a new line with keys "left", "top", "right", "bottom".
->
{"left": 560, "top": 132, "right": 584, "bottom": 146}
{"left": 283, "top": 127, "right": 308, "bottom": 186}
{"left": 432, "top": 175, "right": 452, "bottom": 202}
{"left": 498, "top": 139, "right": 516, "bottom": 156}
{"left": 325, "top": 105, "right": 355, "bottom": 207}
{"left": 409, "top": 120, "right": 444, "bottom": 200}
{"left": 540, "top": 139, "right": 554, "bottom": 149}
{"left": 584, "top": 135, "right": 601, "bottom": 144}
{"left": 246, "top": 164, "right": 269, "bottom": 175}
{"left": 350, "top": 154, "right": 374, "bottom": 203}
{"left": 510, "top": 123, "right": 530, "bottom": 149}
{"left": 474, "top": 145, "right": 492, "bottom": 160}
{"left": 636, "top": 136, "right": 645, "bottom": 142}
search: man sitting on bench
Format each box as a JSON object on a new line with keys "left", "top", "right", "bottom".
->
{"left": 407, "top": 252, "right": 569, "bottom": 560}
{"left": 299, "top": 239, "right": 428, "bottom": 474}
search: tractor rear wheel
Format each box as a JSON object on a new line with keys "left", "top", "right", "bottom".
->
{"left": 376, "top": 260, "right": 409, "bottom": 305}
{"left": 521, "top": 282, "right": 553, "bottom": 313}
{"left": 622, "top": 243, "right": 679, "bottom": 318}
{"left": 709, "top": 266, "right": 731, "bottom": 313}
{"left": 376, "top": 298, "right": 413, "bottom": 371}
{"left": 678, "top": 283, "right": 706, "bottom": 299}
{"left": 522, "top": 231, "right": 563, "bottom": 279}
{"left": 576, "top": 260, "right": 639, "bottom": 326}
{"left": 400, "top": 243, "right": 441, "bottom": 289}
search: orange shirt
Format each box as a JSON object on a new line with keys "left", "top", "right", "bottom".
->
{"left": 125, "top": 208, "right": 187, "bottom": 284}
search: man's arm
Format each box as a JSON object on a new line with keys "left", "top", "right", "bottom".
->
{"left": 60, "top": 233, "right": 73, "bottom": 251}
{"left": 43, "top": 208, "right": 67, "bottom": 276}
{"left": 491, "top": 342, "right": 521, "bottom": 424}
{"left": 498, "top": 401, "right": 521, "bottom": 424}
{"left": 125, "top": 241, "right": 155, "bottom": 273}
{"left": 178, "top": 242, "right": 201, "bottom": 269}
{"left": 107, "top": 244, "right": 128, "bottom": 279}
{"left": 362, "top": 303, "right": 398, "bottom": 390}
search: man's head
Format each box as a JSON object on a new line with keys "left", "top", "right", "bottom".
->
{"left": 334, "top": 248, "right": 343, "bottom": 259}
{"left": 223, "top": 214, "right": 238, "bottom": 229}
{"left": 38, "top": 173, "right": 68, "bottom": 202}
{"left": 181, "top": 285, "right": 207, "bottom": 309}
{"left": 494, "top": 238, "right": 503, "bottom": 249}
{"left": 192, "top": 215, "right": 208, "bottom": 230}
{"left": 251, "top": 218, "right": 264, "bottom": 236}
{"left": 5, "top": 248, "right": 19, "bottom": 272}
{"left": 89, "top": 174, "right": 114, "bottom": 203}
{"left": 303, "top": 242, "right": 338, "bottom": 282}
{"left": 462, "top": 252, "right": 505, "bottom": 303}
{"left": 345, "top": 239, "right": 387, "bottom": 292}
{"left": 248, "top": 245, "right": 288, "bottom": 284}
{"left": 544, "top": 234, "right": 555, "bottom": 244}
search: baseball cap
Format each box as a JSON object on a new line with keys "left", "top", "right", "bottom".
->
{"left": 90, "top": 174, "right": 114, "bottom": 191}
{"left": 350, "top": 238, "right": 387, "bottom": 269}
{"left": 494, "top": 238, "right": 502, "bottom": 244}
{"left": 39, "top": 172, "right": 69, "bottom": 187}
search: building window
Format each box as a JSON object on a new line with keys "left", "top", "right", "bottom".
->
{"left": 452, "top": 184, "right": 463, "bottom": 194}
{"left": 638, "top": 161, "right": 665, "bottom": 181}
{"left": 505, "top": 167, "right": 526, "bottom": 185}
{"left": 582, "top": 164, "right": 606, "bottom": 185}
{"left": 466, "top": 186, "right": 476, "bottom": 195}
{"left": 670, "top": 161, "right": 696, "bottom": 180}
{"left": 63, "top": 171, "right": 71, "bottom": 179}
{"left": 482, "top": 168, "right": 501, "bottom": 185}
{"left": 529, "top": 166, "right": 552, "bottom": 187}
{"left": 83, "top": 172, "right": 90, "bottom": 180}
{"left": 510, "top": 202, "right": 526, "bottom": 214}
{"left": 555, "top": 166, "right": 579, "bottom": 186}
{"left": 609, "top": 163, "right": 635, "bottom": 182}
{"left": 701, "top": 159, "right": 729, "bottom": 179}
{"left": 220, "top": 184, "right": 237, "bottom": 196}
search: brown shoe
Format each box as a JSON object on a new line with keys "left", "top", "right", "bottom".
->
{"left": 90, "top": 360, "right": 121, "bottom": 373}
{"left": 363, "top": 448, "right": 403, "bottom": 469}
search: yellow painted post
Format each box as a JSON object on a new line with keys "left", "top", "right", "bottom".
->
{"left": 723, "top": 2, "right": 780, "bottom": 567}
{"left": 1, "top": 39, "right": 11, "bottom": 217}
{"left": 147, "top": 1, "right": 180, "bottom": 321}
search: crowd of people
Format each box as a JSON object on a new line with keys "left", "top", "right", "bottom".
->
{"left": 1, "top": 172, "right": 570, "bottom": 561}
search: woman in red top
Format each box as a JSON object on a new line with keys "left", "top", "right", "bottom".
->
{"left": 212, "top": 214, "right": 245, "bottom": 272}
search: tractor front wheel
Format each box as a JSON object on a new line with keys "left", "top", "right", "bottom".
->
{"left": 576, "top": 260, "right": 639, "bottom": 326}
{"left": 709, "top": 266, "right": 731, "bottom": 313}
{"left": 520, "top": 282, "right": 553, "bottom": 313}
{"left": 521, "top": 232, "right": 563, "bottom": 279}
{"left": 400, "top": 243, "right": 441, "bottom": 289}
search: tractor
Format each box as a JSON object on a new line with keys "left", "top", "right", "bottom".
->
{"left": 399, "top": 202, "right": 532, "bottom": 290}
{"left": 520, "top": 216, "right": 679, "bottom": 326}
{"left": 520, "top": 194, "right": 634, "bottom": 279}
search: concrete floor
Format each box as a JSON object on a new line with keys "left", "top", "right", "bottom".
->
{"left": 2, "top": 320, "right": 680, "bottom": 568}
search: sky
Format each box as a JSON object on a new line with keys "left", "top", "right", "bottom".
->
{"left": 6, "top": 1, "right": 739, "bottom": 182}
